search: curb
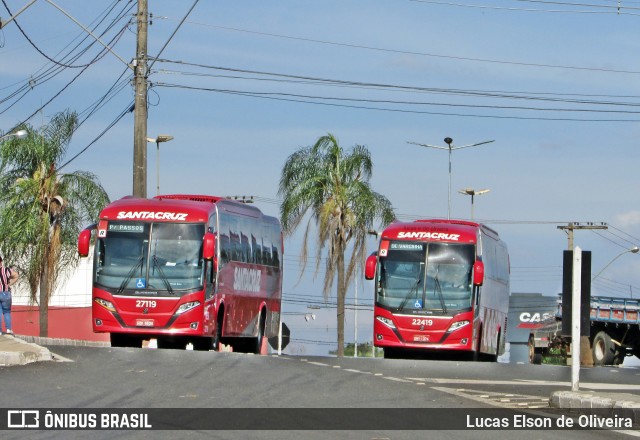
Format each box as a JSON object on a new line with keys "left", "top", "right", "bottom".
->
{"left": 550, "top": 391, "right": 640, "bottom": 425}
{"left": 0, "top": 336, "right": 53, "bottom": 366}
{"left": 17, "top": 335, "right": 110, "bottom": 348}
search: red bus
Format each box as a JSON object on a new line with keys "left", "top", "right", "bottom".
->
{"left": 365, "top": 219, "right": 509, "bottom": 360}
{"left": 77, "top": 194, "right": 283, "bottom": 353}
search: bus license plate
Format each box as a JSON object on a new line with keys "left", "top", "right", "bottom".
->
{"left": 136, "top": 319, "right": 154, "bottom": 327}
{"left": 413, "top": 335, "right": 430, "bottom": 342}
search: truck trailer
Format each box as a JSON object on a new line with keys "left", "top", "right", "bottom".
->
{"left": 528, "top": 296, "right": 640, "bottom": 366}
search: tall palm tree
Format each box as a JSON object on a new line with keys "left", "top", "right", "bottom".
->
{"left": 279, "top": 133, "right": 395, "bottom": 357}
{"left": 0, "top": 110, "right": 110, "bottom": 336}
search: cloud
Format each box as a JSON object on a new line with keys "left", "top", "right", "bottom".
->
{"left": 615, "top": 211, "right": 640, "bottom": 227}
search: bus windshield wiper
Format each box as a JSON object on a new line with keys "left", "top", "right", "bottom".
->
{"left": 398, "top": 278, "right": 421, "bottom": 311}
{"left": 117, "top": 256, "right": 144, "bottom": 294}
{"left": 152, "top": 255, "right": 174, "bottom": 295}
{"left": 434, "top": 265, "right": 447, "bottom": 314}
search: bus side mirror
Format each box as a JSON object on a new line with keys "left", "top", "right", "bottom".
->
{"left": 365, "top": 252, "right": 377, "bottom": 280}
{"left": 203, "top": 232, "right": 216, "bottom": 261}
{"left": 78, "top": 228, "right": 92, "bottom": 257}
{"left": 473, "top": 260, "right": 484, "bottom": 286}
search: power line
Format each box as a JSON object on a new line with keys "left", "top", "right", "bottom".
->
{"left": 155, "top": 83, "right": 640, "bottom": 123}
{"left": 409, "top": 0, "right": 640, "bottom": 15}
{"left": 169, "top": 20, "right": 640, "bottom": 75}
{"left": 154, "top": 61, "right": 640, "bottom": 104}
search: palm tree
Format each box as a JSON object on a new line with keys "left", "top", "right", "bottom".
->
{"left": 279, "top": 133, "right": 395, "bottom": 357}
{"left": 0, "top": 110, "right": 110, "bottom": 336}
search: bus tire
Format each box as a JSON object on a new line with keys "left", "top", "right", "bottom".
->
{"left": 157, "top": 337, "right": 184, "bottom": 350}
{"left": 486, "top": 331, "right": 500, "bottom": 362}
{"left": 250, "top": 310, "right": 266, "bottom": 355}
{"left": 192, "top": 337, "right": 214, "bottom": 351}
{"left": 472, "top": 329, "right": 482, "bottom": 361}
{"left": 592, "top": 331, "right": 615, "bottom": 366}
{"left": 383, "top": 348, "right": 400, "bottom": 359}
{"left": 110, "top": 333, "right": 142, "bottom": 348}
{"left": 213, "top": 307, "right": 224, "bottom": 351}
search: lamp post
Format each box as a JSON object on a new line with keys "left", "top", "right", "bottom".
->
{"left": 0, "top": 129, "right": 27, "bottom": 142}
{"left": 0, "top": 0, "right": 37, "bottom": 29}
{"left": 146, "top": 135, "right": 174, "bottom": 196}
{"left": 407, "top": 137, "right": 494, "bottom": 219}
{"left": 458, "top": 188, "right": 490, "bottom": 220}
{"left": 592, "top": 246, "right": 640, "bottom": 281}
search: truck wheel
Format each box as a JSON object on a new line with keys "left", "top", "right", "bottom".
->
{"left": 592, "top": 331, "right": 615, "bottom": 366}
{"left": 528, "top": 336, "right": 542, "bottom": 365}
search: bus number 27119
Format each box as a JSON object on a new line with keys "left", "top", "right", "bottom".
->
{"left": 136, "top": 300, "right": 157, "bottom": 308}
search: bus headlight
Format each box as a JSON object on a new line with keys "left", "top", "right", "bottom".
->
{"left": 94, "top": 298, "right": 116, "bottom": 312}
{"left": 376, "top": 315, "right": 396, "bottom": 329}
{"left": 176, "top": 301, "right": 200, "bottom": 315}
{"left": 448, "top": 320, "right": 470, "bottom": 332}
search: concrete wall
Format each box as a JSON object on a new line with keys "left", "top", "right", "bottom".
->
{"left": 11, "top": 251, "right": 94, "bottom": 308}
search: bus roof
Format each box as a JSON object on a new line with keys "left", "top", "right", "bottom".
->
{"left": 99, "top": 195, "right": 264, "bottom": 223}
{"left": 381, "top": 219, "right": 499, "bottom": 243}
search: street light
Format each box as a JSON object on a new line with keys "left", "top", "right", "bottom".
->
{"left": 146, "top": 134, "right": 174, "bottom": 196}
{"left": 592, "top": 246, "right": 640, "bottom": 281}
{"left": 0, "top": 129, "right": 27, "bottom": 142}
{"left": 0, "top": 0, "right": 37, "bottom": 29}
{"left": 458, "top": 188, "right": 490, "bottom": 220}
{"left": 407, "top": 137, "right": 494, "bottom": 219}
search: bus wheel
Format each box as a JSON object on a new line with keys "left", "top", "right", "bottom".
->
{"left": 252, "top": 311, "right": 266, "bottom": 355}
{"left": 592, "top": 331, "right": 615, "bottom": 366}
{"left": 110, "top": 333, "right": 142, "bottom": 348}
{"left": 192, "top": 337, "right": 214, "bottom": 351}
{"left": 383, "top": 348, "right": 399, "bottom": 359}
{"left": 157, "top": 337, "right": 184, "bottom": 350}
{"left": 471, "top": 330, "right": 482, "bottom": 361}
{"left": 213, "top": 309, "right": 224, "bottom": 351}
{"left": 529, "top": 336, "right": 542, "bottom": 364}
{"left": 486, "top": 331, "right": 500, "bottom": 362}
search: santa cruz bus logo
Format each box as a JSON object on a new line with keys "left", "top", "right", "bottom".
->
{"left": 396, "top": 231, "right": 460, "bottom": 241}
{"left": 234, "top": 267, "right": 262, "bottom": 292}
{"left": 116, "top": 211, "right": 188, "bottom": 221}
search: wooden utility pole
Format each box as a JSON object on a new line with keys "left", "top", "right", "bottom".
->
{"left": 557, "top": 222, "right": 608, "bottom": 250}
{"left": 133, "top": 0, "right": 148, "bottom": 198}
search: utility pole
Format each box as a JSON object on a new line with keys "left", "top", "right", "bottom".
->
{"left": 133, "top": 0, "right": 149, "bottom": 198}
{"left": 557, "top": 222, "right": 608, "bottom": 250}
{"left": 558, "top": 222, "right": 607, "bottom": 368}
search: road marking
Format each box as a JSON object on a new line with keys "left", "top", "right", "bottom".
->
{"left": 306, "top": 361, "right": 330, "bottom": 367}
{"left": 407, "top": 377, "right": 640, "bottom": 390}
{"left": 384, "top": 377, "right": 413, "bottom": 383}
{"left": 433, "top": 386, "right": 549, "bottom": 409}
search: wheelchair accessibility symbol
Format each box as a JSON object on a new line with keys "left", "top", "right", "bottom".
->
{"left": 414, "top": 300, "right": 422, "bottom": 308}
{"left": 136, "top": 278, "right": 146, "bottom": 288}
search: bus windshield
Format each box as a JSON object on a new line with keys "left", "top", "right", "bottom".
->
{"left": 376, "top": 241, "right": 475, "bottom": 314}
{"left": 93, "top": 221, "right": 206, "bottom": 296}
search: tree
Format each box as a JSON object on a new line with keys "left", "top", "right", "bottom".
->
{"left": 279, "top": 133, "right": 395, "bottom": 357}
{"left": 0, "top": 110, "right": 110, "bottom": 336}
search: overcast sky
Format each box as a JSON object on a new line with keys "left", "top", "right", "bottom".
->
{"left": 1, "top": 0, "right": 640, "bottom": 356}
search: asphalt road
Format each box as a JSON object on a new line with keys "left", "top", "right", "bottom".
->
{"left": 2, "top": 345, "right": 639, "bottom": 440}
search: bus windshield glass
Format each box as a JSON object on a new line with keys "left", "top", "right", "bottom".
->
{"left": 376, "top": 241, "right": 475, "bottom": 314}
{"left": 93, "top": 222, "right": 206, "bottom": 296}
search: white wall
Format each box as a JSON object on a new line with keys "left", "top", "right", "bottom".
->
{"left": 11, "top": 251, "right": 94, "bottom": 308}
